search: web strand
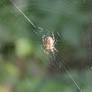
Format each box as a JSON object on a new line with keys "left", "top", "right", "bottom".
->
{"left": 50, "top": 52, "right": 82, "bottom": 92}
{"left": 61, "top": 60, "right": 82, "bottom": 92}
{"left": 10, "top": 0, "right": 37, "bottom": 29}
{"left": 10, "top": 1, "right": 82, "bottom": 91}
{"left": 10, "top": 0, "right": 45, "bottom": 36}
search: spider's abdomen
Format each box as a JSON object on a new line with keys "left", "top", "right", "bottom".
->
{"left": 45, "top": 37, "right": 54, "bottom": 49}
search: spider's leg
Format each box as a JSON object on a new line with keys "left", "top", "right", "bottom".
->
{"left": 54, "top": 47, "right": 58, "bottom": 52}
{"left": 42, "top": 35, "right": 45, "bottom": 44}
{"left": 40, "top": 45, "right": 48, "bottom": 54}
{"left": 52, "top": 32, "right": 55, "bottom": 42}
{"left": 54, "top": 39, "right": 57, "bottom": 45}
{"left": 44, "top": 50, "right": 49, "bottom": 55}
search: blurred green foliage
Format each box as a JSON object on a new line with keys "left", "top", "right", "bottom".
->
{"left": 0, "top": 0, "right": 91, "bottom": 92}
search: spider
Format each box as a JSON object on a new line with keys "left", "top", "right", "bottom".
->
{"left": 42, "top": 32, "right": 57, "bottom": 54}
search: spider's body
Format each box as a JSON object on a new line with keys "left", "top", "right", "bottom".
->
{"left": 42, "top": 33, "right": 57, "bottom": 53}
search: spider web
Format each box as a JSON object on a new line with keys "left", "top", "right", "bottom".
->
{"left": 9, "top": 0, "right": 83, "bottom": 91}
{"left": 0, "top": 0, "right": 91, "bottom": 92}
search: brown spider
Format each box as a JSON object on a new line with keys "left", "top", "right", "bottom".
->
{"left": 42, "top": 32, "right": 57, "bottom": 54}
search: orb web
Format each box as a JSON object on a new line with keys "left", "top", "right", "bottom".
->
{"left": 10, "top": 1, "right": 83, "bottom": 91}
{"left": 1, "top": 0, "right": 91, "bottom": 92}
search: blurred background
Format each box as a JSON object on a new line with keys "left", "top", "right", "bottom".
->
{"left": 0, "top": 0, "right": 92, "bottom": 92}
